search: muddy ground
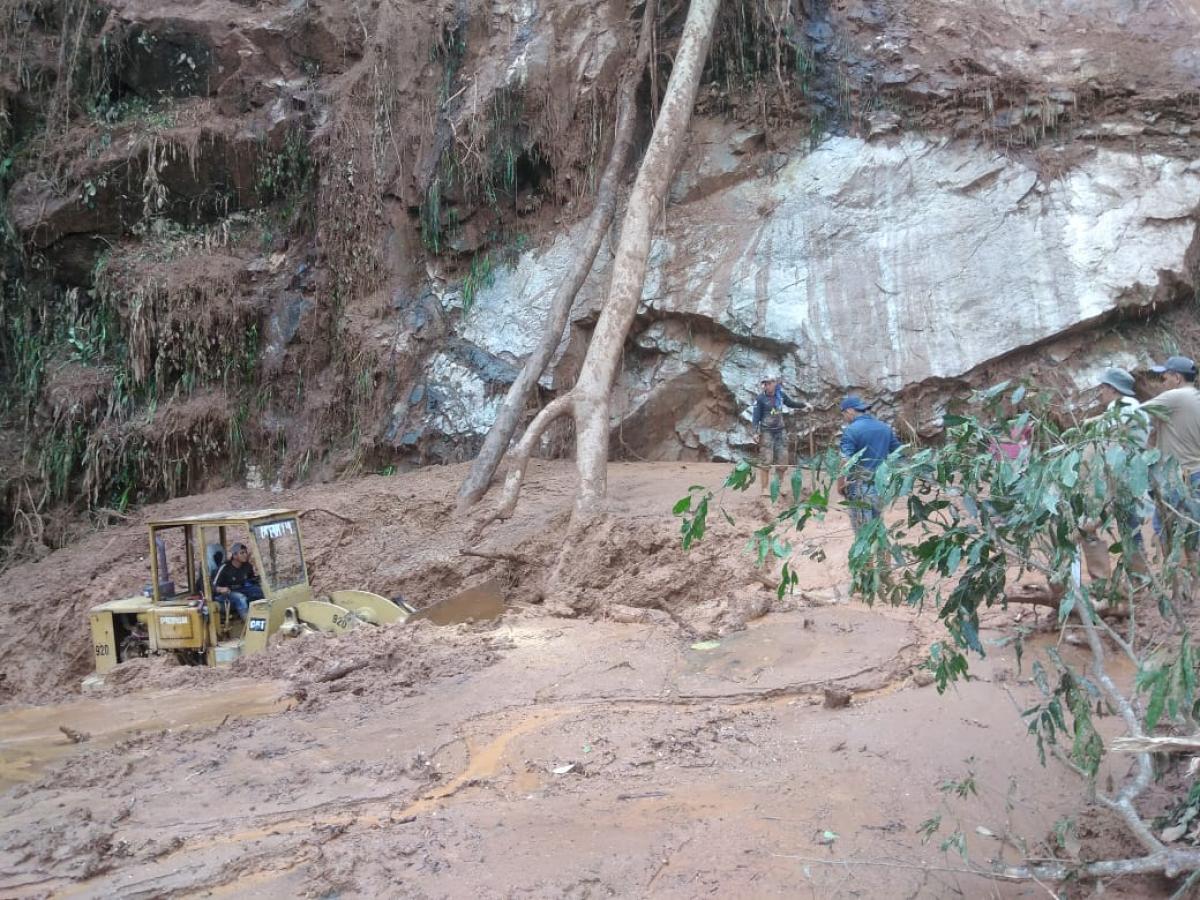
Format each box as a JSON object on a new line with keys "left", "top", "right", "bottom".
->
{"left": 0, "top": 463, "right": 1169, "bottom": 897}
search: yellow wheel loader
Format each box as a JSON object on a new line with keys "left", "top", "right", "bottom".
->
{"left": 87, "top": 509, "right": 413, "bottom": 674}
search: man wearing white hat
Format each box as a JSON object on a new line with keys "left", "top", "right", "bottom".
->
{"left": 752, "top": 375, "right": 807, "bottom": 497}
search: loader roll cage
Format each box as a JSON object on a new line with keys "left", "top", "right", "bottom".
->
{"left": 87, "top": 507, "right": 417, "bottom": 677}
{"left": 146, "top": 508, "right": 311, "bottom": 607}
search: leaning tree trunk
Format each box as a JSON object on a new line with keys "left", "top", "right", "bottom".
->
{"left": 455, "top": 0, "right": 657, "bottom": 513}
{"left": 481, "top": 0, "right": 722, "bottom": 527}
{"left": 568, "top": 0, "right": 720, "bottom": 513}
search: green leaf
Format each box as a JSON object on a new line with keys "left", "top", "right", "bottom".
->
{"left": 1010, "top": 385, "right": 1026, "bottom": 405}
{"left": 983, "top": 380, "right": 1012, "bottom": 400}
{"left": 672, "top": 496, "right": 692, "bottom": 515}
{"left": 1057, "top": 589, "right": 1076, "bottom": 624}
{"left": 1032, "top": 660, "right": 1050, "bottom": 696}
{"left": 1146, "top": 673, "right": 1169, "bottom": 730}
{"left": 1061, "top": 450, "right": 1081, "bottom": 488}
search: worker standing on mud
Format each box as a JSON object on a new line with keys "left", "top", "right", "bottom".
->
{"left": 752, "top": 375, "right": 807, "bottom": 497}
{"left": 1142, "top": 356, "right": 1200, "bottom": 566}
{"left": 836, "top": 396, "right": 901, "bottom": 534}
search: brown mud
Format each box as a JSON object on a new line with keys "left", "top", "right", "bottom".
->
{"left": 0, "top": 462, "right": 1166, "bottom": 897}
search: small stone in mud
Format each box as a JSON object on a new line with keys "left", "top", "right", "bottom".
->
{"left": 58, "top": 725, "right": 90, "bottom": 743}
{"left": 912, "top": 670, "right": 936, "bottom": 688}
{"left": 823, "top": 688, "right": 851, "bottom": 709}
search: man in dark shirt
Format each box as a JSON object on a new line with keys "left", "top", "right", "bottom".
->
{"left": 213, "top": 542, "right": 263, "bottom": 621}
{"left": 836, "top": 395, "right": 902, "bottom": 534}
{"left": 751, "top": 375, "right": 807, "bottom": 496}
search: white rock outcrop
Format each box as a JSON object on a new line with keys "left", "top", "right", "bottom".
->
{"left": 446, "top": 134, "right": 1200, "bottom": 456}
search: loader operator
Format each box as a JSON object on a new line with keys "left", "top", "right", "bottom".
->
{"left": 213, "top": 543, "right": 263, "bottom": 621}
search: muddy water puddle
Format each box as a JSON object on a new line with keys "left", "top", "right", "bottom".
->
{"left": 0, "top": 679, "right": 289, "bottom": 791}
{"left": 679, "top": 608, "right": 911, "bottom": 691}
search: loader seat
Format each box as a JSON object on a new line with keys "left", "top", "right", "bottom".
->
{"left": 205, "top": 542, "right": 235, "bottom": 623}
{"left": 206, "top": 543, "right": 226, "bottom": 579}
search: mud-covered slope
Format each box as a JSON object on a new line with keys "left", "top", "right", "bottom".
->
{"left": 0, "top": 462, "right": 808, "bottom": 704}
{"left": 2, "top": 0, "right": 1199, "bottom": 558}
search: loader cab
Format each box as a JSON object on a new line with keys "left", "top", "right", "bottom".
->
{"left": 87, "top": 507, "right": 406, "bottom": 681}
{"left": 88, "top": 509, "right": 312, "bottom": 673}
{"left": 148, "top": 512, "right": 312, "bottom": 605}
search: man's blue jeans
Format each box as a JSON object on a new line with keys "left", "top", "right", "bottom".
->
{"left": 225, "top": 591, "right": 250, "bottom": 621}
{"left": 1153, "top": 470, "right": 1200, "bottom": 552}
{"left": 846, "top": 479, "right": 882, "bottom": 534}
{"left": 222, "top": 582, "right": 264, "bottom": 621}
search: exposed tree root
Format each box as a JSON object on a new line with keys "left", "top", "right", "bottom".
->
{"left": 473, "top": 0, "right": 721, "bottom": 534}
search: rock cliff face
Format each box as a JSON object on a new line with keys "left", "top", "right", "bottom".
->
{"left": 455, "top": 132, "right": 1200, "bottom": 458}
{"left": 399, "top": 0, "right": 1200, "bottom": 461}
{"left": 2, "top": 0, "right": 1199, "bottom": 549}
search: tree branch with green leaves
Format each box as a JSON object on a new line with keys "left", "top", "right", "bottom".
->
{"left": 674, "top": 382, "right": 1200, "bottom": 886}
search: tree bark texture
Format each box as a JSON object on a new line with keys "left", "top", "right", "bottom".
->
{"left": 569, "top": 0, "right": 721, "bottom": 514}
{"left": 474, "top": 0, "right": 722, "bottom": 526}
{"left": 455, "top": 0, "right": 658, "bottom": 512}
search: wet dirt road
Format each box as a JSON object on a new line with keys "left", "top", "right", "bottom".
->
{"left": 0, "top": 604, "right": 1116, "bottom": 898}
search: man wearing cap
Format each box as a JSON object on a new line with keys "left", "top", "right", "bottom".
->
{"left": 1078, "top": 368, "right": 1150, "bottom": 581}
{"left": 213, "top": 542, "right": 264, "bottom": 622}
{"left": 752, "top": 376, "right": 806, "bottom": 496}
{"left": 836, "top": 396, "right": 902, "bottom": 533}
{"left": 1143, "top": 355, "right": 1200, "bottom": 561}
{"left": 1091, "top": 368, "right": 1148, "bottom": 445}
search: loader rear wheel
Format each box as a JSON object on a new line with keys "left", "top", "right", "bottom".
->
{"left": 114, "top": 614, "right": 149, "bottom": 663}
{"left": 118, "top": 632, "right": 148, "bottom": 662}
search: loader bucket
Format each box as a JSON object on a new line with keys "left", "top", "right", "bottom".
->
{"left": 408, "top": 578, "right": 505, "bottom": 626}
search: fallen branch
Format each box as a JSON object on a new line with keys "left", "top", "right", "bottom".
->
{"left": 770, "top": 849, "right": 1200, "bottom": 882}
{"left": 300, "top": 508, "right": 356, "bottom": 525}
{"left": 314, "top": 661, "right": 369, "bottom": 684}
{"left": 1076, "top": 601, "right": 1163, "bottom": 856}
{"left": 617, "top": 791, "right": 669, "bottom": 801}
{"left": 460, "top": 548, "right": 544, "bottom": 567}
{"left": 1113, "top": 734, "right": 1200, "bottom": 754}
{"left": 58, "top": 725, "right": 90, "bottom": 744}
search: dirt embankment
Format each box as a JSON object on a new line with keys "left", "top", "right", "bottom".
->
{"left": 6, "top": 0, "right": 1199, "bottom": 567}
{"left": 0, "top": 461, "right": 1182, "bottom": 897}
{"left": 0, "top": 462, "right": 808, "bottom": 705}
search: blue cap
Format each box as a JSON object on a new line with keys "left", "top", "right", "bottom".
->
{"left": 1099, "top": 367, "right": 1135, "bottom": 397}
{"left": 840, "top": 395, "right": 870, "bottom": 412}
{"left": 1150, "top": 356, "right": 1197, "bottom": 378}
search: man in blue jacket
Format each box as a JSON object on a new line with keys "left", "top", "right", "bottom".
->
{"left": 752, "top": 375, "right": 807, "bottom": 496}
{"left": 836, "top": 395, "right": 901, "bottom": 533}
